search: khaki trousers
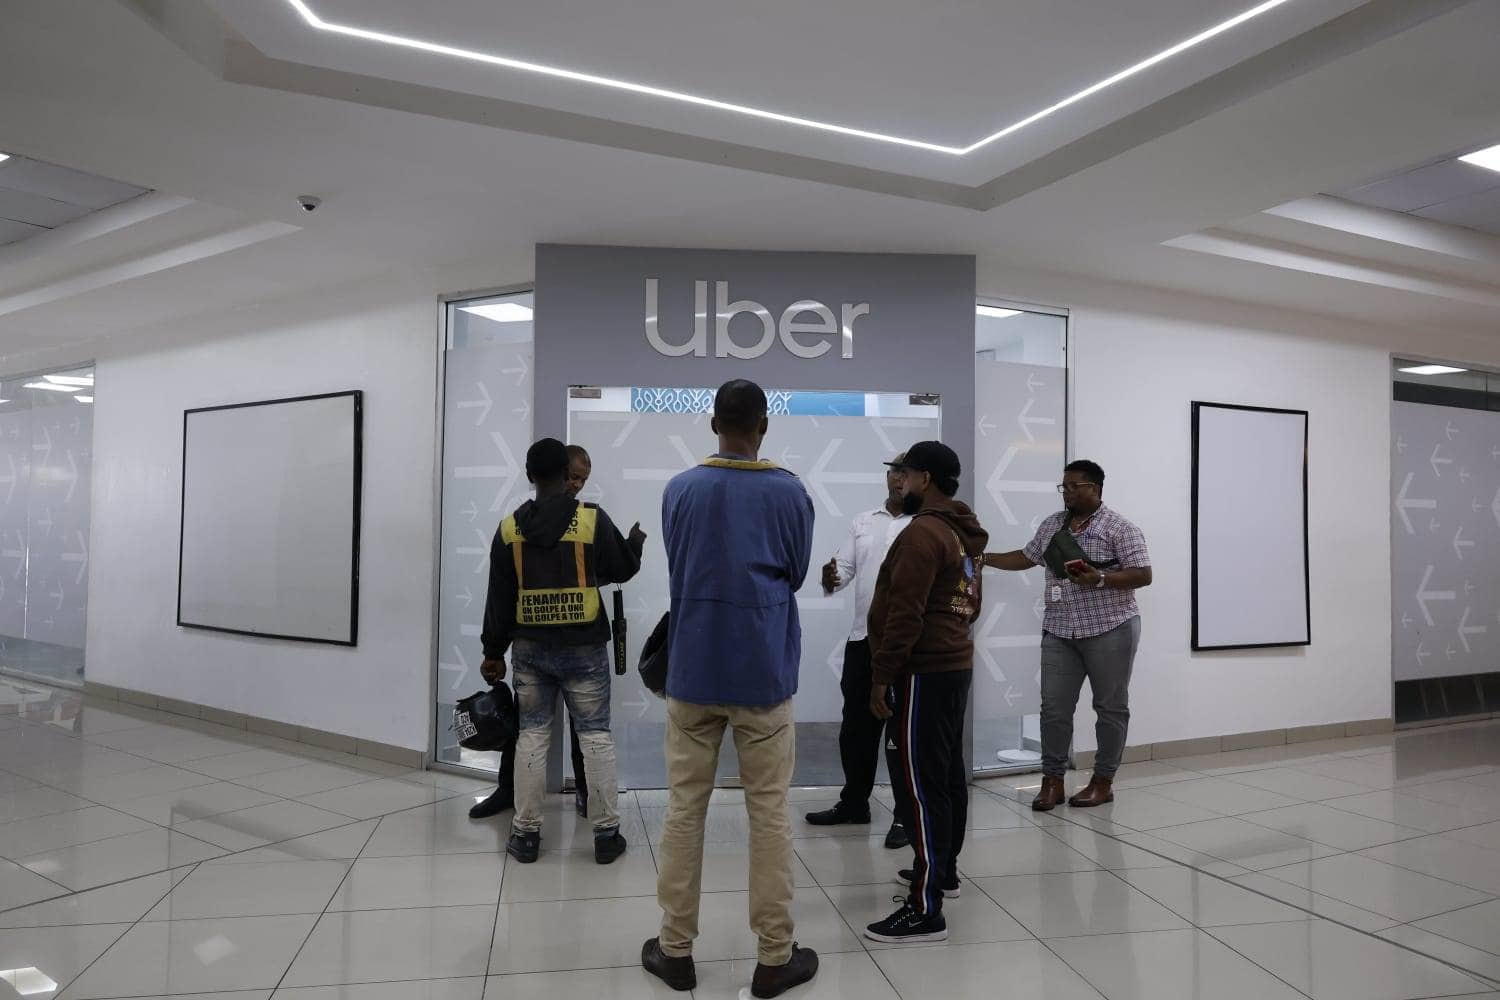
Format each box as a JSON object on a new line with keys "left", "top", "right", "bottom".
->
{"left": 656, "top": 697, "right": 795, "bottom": 966}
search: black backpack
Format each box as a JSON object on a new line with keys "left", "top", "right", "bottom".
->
{"left": 639, "top": 612, "right": 670, "bottom": 697}
{"left": 451, "top": 683, "right": 519, "bottom": 752}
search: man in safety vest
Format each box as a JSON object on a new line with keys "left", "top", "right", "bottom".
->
{"left": 477, "top": 437, "right": 645, "bottom": 865}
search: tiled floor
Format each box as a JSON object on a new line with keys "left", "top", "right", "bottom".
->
{"left": 4, "top": 678, "right": 1500, "bottom": 999}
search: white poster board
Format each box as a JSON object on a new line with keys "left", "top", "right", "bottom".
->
{"left": 178, "top": 392, "right": 362, "bottom": 645}
{"left": 1192, "top": 402, "right": 1309, "bottom": 651}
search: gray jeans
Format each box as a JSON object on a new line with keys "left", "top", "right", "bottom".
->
{"left": 1040, "top": 617, "right": 1141, "bottom": 779}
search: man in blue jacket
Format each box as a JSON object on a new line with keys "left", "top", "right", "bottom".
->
{"left": 641, "top": 379, "right": 818, "bottom": 1000}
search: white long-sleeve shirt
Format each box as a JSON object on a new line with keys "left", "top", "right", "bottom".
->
{"left": 829, "top": 507, "right": 911, "bottom": 642}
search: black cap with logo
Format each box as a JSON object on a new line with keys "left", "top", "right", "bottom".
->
{"left": 885, "top": 441, "right": 961, "bottom": 483}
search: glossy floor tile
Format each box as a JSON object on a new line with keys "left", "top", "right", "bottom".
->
{"left": 11, "top": 681, "right": 1500, "bottom": 998}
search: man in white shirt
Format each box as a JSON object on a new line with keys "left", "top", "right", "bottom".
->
{"left": 805, "top": 454, "right": 912, "bottom": 849}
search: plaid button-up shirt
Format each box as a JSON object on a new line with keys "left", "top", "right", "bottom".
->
{"left": 1023, "top": 506, "right": 1150, "bottom": 640}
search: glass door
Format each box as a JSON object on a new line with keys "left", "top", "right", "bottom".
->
{"left": 569, "top": 387, "right": 940, "bottom": 788}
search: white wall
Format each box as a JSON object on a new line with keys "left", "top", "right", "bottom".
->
{"left": 985, "top": 268, "right": 1500, "bottom": 751}
{"left": 82, "top": 263, "right": 505, "bottom": 752}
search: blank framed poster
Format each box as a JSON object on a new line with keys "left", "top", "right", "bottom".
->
{"left": 1191, "top": 402, "right": 1309, "bottom": 651}
{"left": 178, "top": 391, "right": 363, "bottom": 645}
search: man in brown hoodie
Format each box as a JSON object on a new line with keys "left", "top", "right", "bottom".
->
{"left": 862, "top": 441, "right": 988, "bottom": 945}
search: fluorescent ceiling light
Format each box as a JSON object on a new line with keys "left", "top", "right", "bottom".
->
{"left": 24, "top": 382, "right": 80, "bottom": 392}
{"left": 0, "top": 153, "right": 9, "bottom": 164}
{"left": 976, "top": 305, "right": 1022, "bottom": 319}
{"left": 43, "top": 374, "right": 93, "bottom": 387}
{"left": 283, "top": 0, "right": 1298, "bottom": 155}
{"left": 0, "top": 967, "right": 58, "bottom": 996}
{"left": 460, "top": 302, "right": 534, "bottom": 323}
{"left": 75, "top": 396, "right": 93, "bottom": 404}
{"left": 1398, "top": 364, "right": 1468, "bottom": 375}
{"left": 1459, "top": 143, "right": 1500, "bottom": 174}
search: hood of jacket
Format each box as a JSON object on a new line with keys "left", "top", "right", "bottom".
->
{"left": 917, "top": 496, "right": 989, "bottom": 555}
{"left": 513, "top": 494, "right": 579, "bottom": 549}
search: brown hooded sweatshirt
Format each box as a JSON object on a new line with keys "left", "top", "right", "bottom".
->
{"left": 867, "top": 495, "right": 989, "bottom": 685}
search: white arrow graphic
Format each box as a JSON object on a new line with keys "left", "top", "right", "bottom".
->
{"left": 1493, "top": 446, "right": 1500, "bottom": 460}
{"left": 1416, "top": 565, "right": 1456, "bottom": 627}
{"left": 501, "top": 354, "right": 530, "bottom": 386}
{"left": 461, "top": 501, "right": 478, "bottom": 523}
{"left": 512, "top": 401, "right": 530, "bottom": 421}
{"left": 574, "top": 411, "right": 641, "bottom": 448}
{"left": 1032, "top": 597, "right": 1046, "bottom": 622}
{"left": 0, "top": 455, "right": 15, "bottom": 505}
{"left": 623, "top": 435, "right": 697, "bottom": 482}
{"left": 1401, "top": 613, "right": 1413, "bottom": 628}
{"left": 1, "top": 531, "right": 21, "bottom": 580}
{"left": 1026, "top": 373, "right": 1046, "bottom": 393}
{"left": 1429, "top": 518, "right": 1440, "bottom": 534}
{"left": 35, "top": 508, "right": 52, "bottom": 537}
{"left": 1446, "top": 421, "right": 1460, "bottom": 440}
{"left": 871, "top": 417, "right": 931, "bottom": 454}
{"left": 61, "top": 531, "right": 88, "bottom": 586}
{"left": 975, "top": 603, "right": 1040, "bottom": 684}
{"left": 460, "top": 624, "right": 481, "bottom": 638}
{"left": 1396, "top": 472, "right": 1437, "bottom": 535}
{"left": 1003, "top": 685, "right": 1022, "bottom": 707}
{"left": 32, "top": 425, "right": 51, "bottom": 466}
{"left": 454, "top": 432, "right": 520, "bottom": 513}
{"left": 1431, "top": 444, "right": 1453, "bottom": 478}
{"left": 1016, "top": 398, "right": 1056, "bottom": 443}
{"left": 455, "top": 586, "right": 474, "bottom": 609}
{"left": 1474, "top": 499, "right": 1484, "bottom": 514}
{"left": 1446, "top": 644, "right": 1458, "bottom": 660}
{"left": 1416, "top": 643, "right": 1430, "bottom": 667}
{"left": 779, "top": 447, "right": 802, "bottom": 467}
{"left": 62, "top": 452, "right": 78, "bottom": 504}
{"left": 1460, "top": 466, "right": 1472, "bottom": 483}
{"left": 976, "top": 416, "right": 997, "bottom": 438}
{"left": 1458, "top": 606, "right": 1488, "bottom": 654}
{"left": 1466, "top": 581, "right": 1478, "bottom": 594}
{"left": 1396, "top": 436, "right": 1407, "bottom": 454}
{"left": 987, "top": 446, "right": 1056, "bottom": 527}
{"left": 1491, "top": 486, "right": 1500, "bottom": 530}
{"left": 456, "top": 382, "right": 493, "bottom": 426}
{"left": 1455, "top": 525, "right": 1476, "bottom": 561}
{"left": 438, "top": 646, "right": 469, "bottom": 692}
{"left": 49, "top": 582, "right": 64, "bottom": 611}
{"left": 807, "top": 439, "right": 883, "bottom": 517}
{"left": 622, "top": 693, "right": 651, "bottom": 719}
{"left": 457, "top": 528, "right": 490, "bottom": 574}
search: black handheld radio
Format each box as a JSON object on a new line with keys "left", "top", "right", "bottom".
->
{"left": 612, "top": 589, "right": 627, "bottom": 676}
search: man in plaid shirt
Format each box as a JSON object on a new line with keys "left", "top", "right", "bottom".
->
{"left": 984, "top": 460, "right": 1152, "bottom": 811}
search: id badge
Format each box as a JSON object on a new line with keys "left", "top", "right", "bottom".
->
{"left": 1050, "top": 585, "right": 1063, "bottom": 603}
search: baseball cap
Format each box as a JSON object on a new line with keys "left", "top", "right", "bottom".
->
{"left": 886, "top": 441, "right": 961, "bottom": 482}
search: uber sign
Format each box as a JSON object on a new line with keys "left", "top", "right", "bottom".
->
{"left": 644, "top": 278, "right": 868, "bottom": 360}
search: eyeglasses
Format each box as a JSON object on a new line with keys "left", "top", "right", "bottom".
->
{"left": 1056, "top": 482, "right": 1098, "bottom": 493}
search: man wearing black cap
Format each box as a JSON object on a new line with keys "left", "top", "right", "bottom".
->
{"left": 863, "top": 442, "right": 988, "bottom": 945}
{"left": 474, "top": 437, "right": 645, "bottom": 866}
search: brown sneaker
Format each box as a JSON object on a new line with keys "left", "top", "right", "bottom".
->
{"left": 1032, "top": 775, "right": 1066, "bottom": 811}
{"left": 751, "top": 944, "right": 819, "bottom": 999}
{"left": 641, "top": 938, "right": 695, "bottom": 992}
{"left": 1068, "top": 775, "right": 1115, "bottom": 808}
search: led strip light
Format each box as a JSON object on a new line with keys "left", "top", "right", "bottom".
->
{"left": 284, "top": 0, "right": 1298, "bottom": 155}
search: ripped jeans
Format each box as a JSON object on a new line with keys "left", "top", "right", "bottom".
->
{"left": 510, "top": 639, "right": 619, "bottom": 835}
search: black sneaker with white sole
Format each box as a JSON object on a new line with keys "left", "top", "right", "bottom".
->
{"left": 864, "top": 899, "right": 949, "bottom": 944}
{"left": 896, "top": 869, "right": 960, "bottom": 898}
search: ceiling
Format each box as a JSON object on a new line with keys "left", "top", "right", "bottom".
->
{"left": 1335, "top": 152, "right": 1500, "bottom": 235}
{"left": 0, "top": 0, "right": 1498, "bottom": 361}
{"left": 0, "top": 154, "right": 148, "bottom": 247}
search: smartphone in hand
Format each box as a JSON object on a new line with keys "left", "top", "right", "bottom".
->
{"left": 1064, "top": 559, "right": 1089, "bottom": 575}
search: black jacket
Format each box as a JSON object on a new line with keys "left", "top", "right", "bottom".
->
{"left": 480, "top": 494, "right": 643, "bottom": 659}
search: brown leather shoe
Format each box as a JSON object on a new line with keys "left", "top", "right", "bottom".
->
{"left": 751, "top": 944, "right": 818, "bottom": 999}
{"left": 1032, "top": 775, "right": 1067, "bottom": 811}
{"left": 1068, "top": 775, "right": 1115, "bottom": 808}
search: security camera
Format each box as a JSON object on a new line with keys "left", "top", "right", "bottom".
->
{"left": 296, "top": 195, "right": 322, "bottom": 213}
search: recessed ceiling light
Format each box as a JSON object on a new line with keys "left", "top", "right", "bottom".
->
{"left": 75, "top": 396, "right": 94, "bottom": 404}
{"left": 1398, "top": 364, "right": 1468, "bottom": 375}
{"left": 0, "top": 967, "right": 59, "bottom": 997}
{"left": 43, "top": 374, "right": 93, "bottom": 387}
{"left": 460, "top": 302, "right": 533, "bottom": 323}
{"left": 283, "top": 0, "right": 1299, "bottom": 155}
{"left": 0, "top": 153, "right": 10, "bottom": 164}
{"left": 23, "top": 381, "right": 80, "bottom": 392}
{"left": 1459, "top": 144, "right": 1500, "bottom": 174}
{"left": 976, "top": 305, "right": 1022, "bottom": 319}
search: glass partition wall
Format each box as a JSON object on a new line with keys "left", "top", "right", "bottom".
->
{"left": 432, "top": 293, "right": 1069, "bottom": 784}
{"left": 0, "top": 364, "right": 95, "bottom": 688}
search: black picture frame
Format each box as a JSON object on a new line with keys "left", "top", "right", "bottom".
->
{"left": 1190, "top": 400, "right": 1310, "bottom": 652}
{"left": 177, "top": 390, "right": 364, "bottom": 646}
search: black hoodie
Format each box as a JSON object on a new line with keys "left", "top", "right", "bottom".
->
{"left": 867, "top": 495, "right": 989, "bottom": 685}
{"left": 480, "top": 493, "right": 643, "bottom": 659}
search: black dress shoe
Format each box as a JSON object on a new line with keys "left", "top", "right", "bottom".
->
{"left": 641, "top": 938, "right": 696, "bottom": 991}
{"left": 506, "top": 830, "right": 540, "bottom": 864}
{"left": 469, "top": 789, "right": 513, "bottom": 819}
{"left": 884, "top": 820, "right": 909, "bottom": 849}
{"left": 804, "top": 802, "right": 871, "bottom": 826}
{"left": 751, "top": 944, "right": 818, "bottom": 998}
{"left": 595, "top": 828, "right": 627, "bottom": 865}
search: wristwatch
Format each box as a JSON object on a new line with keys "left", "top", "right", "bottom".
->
{"left": 1095, "top": 573, "right": 1108, "bottom": 590}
